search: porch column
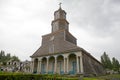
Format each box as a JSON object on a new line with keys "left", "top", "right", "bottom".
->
{"left": 66, "top": 57, "right": 69, "bottom": 73}
{"left": 63, "top": 57, "right": 66, "bottom": 73}
{"left": 39, "top": 60, "right": 42, "bottom": 73}
{"left": 46, "top": 57, "right": 49, "bottom": 73}
{"left": 80, "top": 56, "right": 83, "bottom": 73}
{"left": 76, "top": 56, "right": 80, "bottom": 73}
{"left": 54, "top": 56, "right": 57, "bottom": 74}
{"left": 31, "top": 61, "right": 34, "bottom": 73}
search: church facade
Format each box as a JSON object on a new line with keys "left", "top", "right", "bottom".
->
{"left": 31, "top": 6, "right": 104, "bottom": 76}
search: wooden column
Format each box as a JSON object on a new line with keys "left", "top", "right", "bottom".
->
{"left": 66, "top": 57, "right": 69, "bottom": 73}
{"left": 63, "top": 57, "right": 66, "bottom": 73}
{"left": 39, "top": 60, "right": 42, "bottom": 73}
{"left": 46, "top": 57, "right": 49, "bottom": 73}
{"left": 80, "top": 56, "right": 83, "bottom": 73}
{"left": 54, "top": 56, "right": 57, "bottom": 74}
{"left": 76, "top": 56, "right": 79, "bottom": 73}
{"left": 31, "top": 61, "right": 34, "bottom": 73}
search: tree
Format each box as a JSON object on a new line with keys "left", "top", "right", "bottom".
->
{"left": 0, "top": 50, "right": 5, "bottom": 62}
{"left": 6, "top": 53, "right": 11, "bottom": 59}
{"left": 0, "top": 50, "right": 5, "bottom": 57}
{"left": 112, "top": 57, "right": 120, "bottom": 72}
{"left": 101, "top": 52, "right": 112, "bottom": 69}
{"left": 0, "top": 50, "right": 20, "bottom": 66}
{"left": 11, "top": 56, "right": 20, "bottom": 61}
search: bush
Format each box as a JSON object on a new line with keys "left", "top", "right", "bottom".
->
{"left": 0, "top": 73, "right": 78, "bottom": 80}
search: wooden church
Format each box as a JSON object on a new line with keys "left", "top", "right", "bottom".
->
{"left": 31, "top": 4, "right": 105, "bottom": 76}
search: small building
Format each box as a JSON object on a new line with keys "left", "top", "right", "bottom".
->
{"left": 30, "top": 5, "right": 105, "bottom": 76}
{"left": 20, "top": 60, "right": 31, "bottom": 73}
{"left": 7, "top": 59, "right": 19, "bottom": 66}
{"left": 7, "top": 59, "right": 20, "bottom": 72}
{"left": 6, "top": 59, "right": 31, "bottom": 73}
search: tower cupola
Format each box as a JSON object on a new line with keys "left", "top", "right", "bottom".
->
{"left": 51, "top": 3, "right": 69, "bottom": 33}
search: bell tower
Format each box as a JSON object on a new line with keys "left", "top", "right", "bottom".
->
{"left": 51, "top": 3, "right": 69, "bottom": 33}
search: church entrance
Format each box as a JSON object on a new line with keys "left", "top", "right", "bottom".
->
{"left": 72, "top": 61, "right": 76, "bottom": 74}
{"left": 58, "top": 61, "right": 62, "bottom": 74}
{"left": 69, "top": 54, "right": 77, "bottom": 75}
{"left": 57, "top": 55, "right": 64, "bottom": 74}
{"left": 33, "top": 58, "right": 38, "bottom": 73}
{"left": 41, "top": 57, "right": 47, "bottom": 74}
{"left": 41, "top": 63, "right": 45, "bottom": 74}
{"left": 48, "top": 56, "right": 55, "bottom": 74}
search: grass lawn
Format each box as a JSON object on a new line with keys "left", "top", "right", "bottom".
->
{"left": 0, "top": 71, "right": 120, "bottom": 80}
{"left": 83, "top": 74, "right": 120, "bottom": 80}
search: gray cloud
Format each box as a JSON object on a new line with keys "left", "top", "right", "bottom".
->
{"left": 62, "top": 0, "right": 120, "bottom": 61}
{"left": 63, "top": 0, "right": 120, "bottom": 37}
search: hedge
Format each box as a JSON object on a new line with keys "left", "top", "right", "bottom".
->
{"left": 0, "top": 74, "right": 78, "bottom": 80}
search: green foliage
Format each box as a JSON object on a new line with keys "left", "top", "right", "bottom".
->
{"left": 11, "top": 56, "right": 20, "bottom": 62}
{"left": 83, "top": 74, "right": 120, "bottom": 80}
{"left": 0, "top": 73, "right": 120, "bottom": 80}
{"left": 83, "top": 78, "right": 99, "bottom": 80}
{"left": 0, "top": 73, "right": 78, "bottom": 80}
{"left": 101, "top": 52, "right": 120, "bottom": 72}
{"left": 112, "top": 57, "right": 120, "bottom": 71}
{"left": 101, "top": 52, "right": 112, "bottom": 69}
{"left": 0, "top": 50, "right": 20, "bottom": 66}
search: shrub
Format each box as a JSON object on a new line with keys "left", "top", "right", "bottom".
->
{"left": 0, "top": 73, "right": 78, "bottom": 80}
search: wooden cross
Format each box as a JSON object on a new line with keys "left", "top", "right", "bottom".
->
{"left": 59, "top": 2, "right": 62, "bottom": 8}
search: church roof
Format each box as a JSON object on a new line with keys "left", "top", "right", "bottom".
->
{"left": 31, "top": 37, "right": 80, "bottom": 57}
{"left": 31, "top": 30, "right": 81, "bottom": 57}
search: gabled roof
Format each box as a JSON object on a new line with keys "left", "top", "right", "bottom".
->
{"left": 31, "top": 39, "right": 80, "bottom": 57}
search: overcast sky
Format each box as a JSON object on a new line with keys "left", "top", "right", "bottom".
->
{"left": 0, "top": 0, "right": 120, "bottom": 61}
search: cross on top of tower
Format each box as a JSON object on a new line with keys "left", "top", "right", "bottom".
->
{"left": 59, "top": 2, "right": 62, "bottom": 8}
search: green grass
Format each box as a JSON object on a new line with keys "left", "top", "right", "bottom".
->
{"left": 98, "top": 74, "right": 120, "bottom": 80}
{"left": 83, "top": 78, "right": 103, "bottom": 80}
{"left": 83, "top": 74, "right": 120, "bottom": 80}
{"left": 0, "top": 71, "right": 24, "bottom": 74}
{"left": 0, "top": 72, "right": 120, "bottom": 80}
